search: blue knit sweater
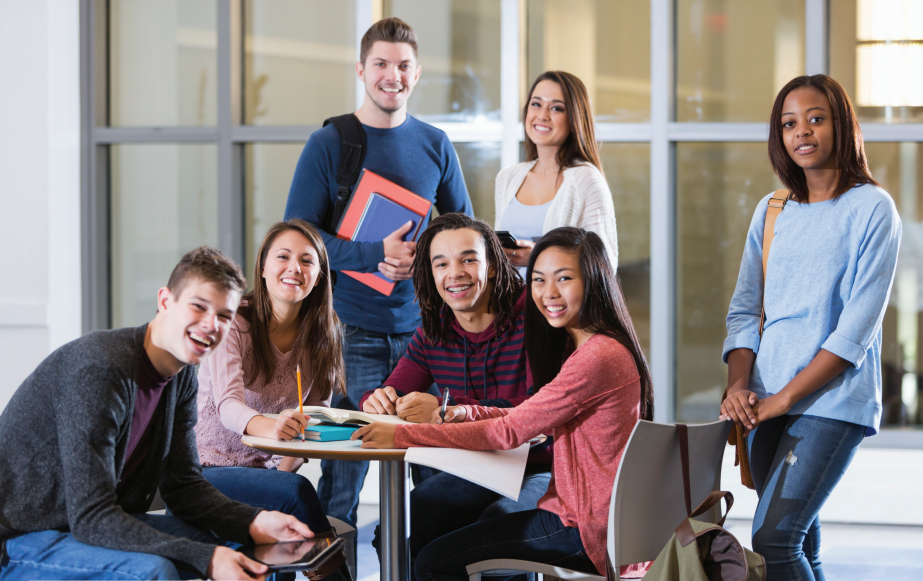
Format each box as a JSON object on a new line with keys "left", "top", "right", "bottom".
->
{"left": 723, "top": 184, "right": 902, "bottom": 435}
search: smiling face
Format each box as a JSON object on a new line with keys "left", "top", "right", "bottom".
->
{"left": 780, "top": 86, "right": 837, "bottom": 172}
{"left": 531, "top": 246, "right": 584, "bottom": 335}
{"left": 261, "top": 229, "right": 320, "bottom": 313}
{"left": 429, "top": 228, "right": 496, "bottom": 318}
{"left": 156, "top": 279, "right": 240, "bottom": 370}
{"left": 525, "top": 80, "right": 570, "bottom": 149}
{"left": 357, "top": 41, "right": 421, "bottom": 115}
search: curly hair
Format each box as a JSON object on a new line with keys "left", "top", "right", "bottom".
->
{"left": 412, "top": 213, "right": 523, "bottom": 345}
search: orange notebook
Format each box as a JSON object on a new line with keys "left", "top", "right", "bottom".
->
{"left": 335, "top": 170, "right": 432, "bottom": 296}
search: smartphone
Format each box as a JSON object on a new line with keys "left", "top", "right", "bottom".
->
{"left": 494, "top": 230, "right": 520, "bottom": 250}
{"left": 243, "top": 537, "right": 345, "bottom": 573}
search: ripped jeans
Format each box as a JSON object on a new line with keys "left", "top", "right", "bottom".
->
{"left": 747, "top": 414, "right": 865, "bottom": 581}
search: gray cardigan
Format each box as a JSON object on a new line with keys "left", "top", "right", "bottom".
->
{"left": 0, "top": 325, "right": 261, "bottom": 575}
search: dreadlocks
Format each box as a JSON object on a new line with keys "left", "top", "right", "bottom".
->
{"left": 412, "top": 213, "right": 524, "bottom": 345}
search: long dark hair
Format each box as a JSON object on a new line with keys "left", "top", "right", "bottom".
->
{"left": 525, "top": 227, "right": 653, "bottom": 421}
{"left": 239, "top": 220, "right": 345, "bottom": 400}
{"left": 413, "top": 213, "right": 523, "bottom": 345}
{"left": 523, "top": 71, "right": 603, "bottom": 173}
{"left": 768, "top": 75, "right": 878, "bottom": 203}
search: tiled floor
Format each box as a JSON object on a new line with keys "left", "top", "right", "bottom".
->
{"left": 351, "top": 509, "right": 923, "bottom": 581}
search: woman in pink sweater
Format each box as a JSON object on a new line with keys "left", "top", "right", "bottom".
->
{"left": 355, "top": 228, "right": 653, "bottom": 580}
{"left": 195, "top": 220, "right": 344, "bottom": 540}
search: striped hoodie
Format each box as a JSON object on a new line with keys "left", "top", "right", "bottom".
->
{"left": 359, "top": 288, "right": 531, "bottom": 409}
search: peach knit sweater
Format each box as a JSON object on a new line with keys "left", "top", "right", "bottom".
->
{"left": 195, "top": 312, "right": 330, "bottom": 469}
{"left": 394, "top": 334, "right": 647, "bottom": 577}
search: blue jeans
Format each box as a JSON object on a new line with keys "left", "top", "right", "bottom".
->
{"left": 318, "top": 324, "right": 414, "bottom": 527}
{"left": 0, "top": 513, "right": 220, "bottom": 580}
{"left": 414, "top": 509, "right": 595, "bottom": 581}
{"left": 202, "top": 466, "right": 331, "bottom": 534}
{"left": 747, "top": 414, "right": 865, "bottom": 581}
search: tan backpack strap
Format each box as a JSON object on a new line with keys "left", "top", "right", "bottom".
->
{"left": 759, "top": 189, "right": 790, "bottom": 335}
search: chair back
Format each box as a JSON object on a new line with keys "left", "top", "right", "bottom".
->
{"left": 607, "top": 420, "right": 732, "bottom": 569}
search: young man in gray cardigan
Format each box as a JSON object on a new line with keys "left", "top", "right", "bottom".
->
{"left": 0, "top": 247, "right": 314, "bottom": 580}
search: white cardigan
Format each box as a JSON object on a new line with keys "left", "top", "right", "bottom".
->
{"left": 494, "top": 160, "right": 619, "bottom": 269}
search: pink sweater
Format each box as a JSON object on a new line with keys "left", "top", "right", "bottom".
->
{"left": 195, "top": 313, "right": 330, "bottom": 469}
{"left": 394, "top": 334, "right": 648, "bottom": 577}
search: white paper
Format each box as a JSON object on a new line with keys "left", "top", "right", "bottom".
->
{"left": 404, "top": 443, "right": 530, "bottom": 500}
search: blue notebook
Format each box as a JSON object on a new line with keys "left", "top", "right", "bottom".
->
{"left": 303, "top": 424, "right": 360, "bottom": 442}
{"left": 353, "top": 193, "right": 423, "bottom": 284}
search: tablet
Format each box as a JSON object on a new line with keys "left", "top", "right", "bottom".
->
{"left": 243, "top": 537, "right": 345, "bottom": 573}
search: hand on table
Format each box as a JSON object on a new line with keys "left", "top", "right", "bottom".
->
{"left": 352, "top": 422, "right": 398, "bottom": 449}
{"left": 503, "top": 239, "right": 535, "bottom": 268}
{"left": 380, "top": 221, "right": 416, "bottom": 281}
{"left": 249, "top": 510, "right": 313, "bottom": 545}
{"left": 207, "top": 546, "right": 268, "bottom": 581}
{"left": 363, "top": 386, "right": 400, "bottom": 415}
{"left": 432, "top": 405, "right": 466, "bottom": 424}
{"left": 396, "top": 392, "right": 439, "bottom": 423}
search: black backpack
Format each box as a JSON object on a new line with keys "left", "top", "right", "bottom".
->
{"left": 323, "top": 114, "right": 367, "bottom": 233}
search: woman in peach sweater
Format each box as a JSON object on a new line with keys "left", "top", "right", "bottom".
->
{"left": 195, "top": 220, "right": 344, "bottom": 538}
{"left": 355, "top": 228, "right": 652, "bottom": 580}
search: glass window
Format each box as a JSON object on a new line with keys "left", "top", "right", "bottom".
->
{"left": 385, "top": 0, "right": 502, "bottom": 122}
{"left": 675, "top": 0, "right": 805, "bottom": 122}
{"left": 526, "top": 0, "right": 650, "bottom": 122}
{"left": 830, "top": 0, "right": 923, "bottom": 123}
{"left": 243, "top": 0, "right": 358, "bottom": 125}
{"left": 601, "top": 144, "right": 651, "bottom": 358}
{"left": 866, "top": 142, "right": 923, "bottom": 427}
{"left": 109, "top": 0, "right": 217, "bottom": 126}
{"left": 111, "top": 145, "right": 218, "bottom": 327}
{"left": 454, "top": 142, "right": 502, "bottom": 225}
{"left": 244, "top": 143, "right": 306, "bottom": 277}
{"left": 675, "top": 143, "right": 781, "bottom": 422}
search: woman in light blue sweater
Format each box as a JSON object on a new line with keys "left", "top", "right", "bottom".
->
{"left": 720, "top": 75, "right": 901, "bottom": 580}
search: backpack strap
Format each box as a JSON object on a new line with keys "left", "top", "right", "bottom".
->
{"left": 323, "top": 114, "right": 367, "bottom": 233}
{"left": 759, "top": 189, "right": 790, "bottom": 336}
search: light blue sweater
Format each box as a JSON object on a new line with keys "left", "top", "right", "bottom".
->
{"left": 723, "top": 183, "right": 901, "bottom": 436}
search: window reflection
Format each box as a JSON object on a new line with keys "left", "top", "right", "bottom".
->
{"left": 675, "top": 0, "right": 804, "bottom": 122}
{"left": 244, "top": 143, "right": 305, "bottom": 277}
{"left": 454, "top": 142, "right": 502, "bottom": 225}
{"left": 526, "top": 0, "right": 650, "bottom": 122}
{"left": 866, "top": 142, "right": 923, "bottom": 426}
{"left": 675, "top": 143, "right": 781, "bottom": 422}
{"left": 385, "top": 0, "right": 501, "bottom": 122}
{"left": 111, "top": 145, "right": 218, "bottom": 327}
{"left": 109, "top": 0, "right": 217, "bottom": 127}
{"left": 243, "top": 0, "right": 357, "bottom": 125}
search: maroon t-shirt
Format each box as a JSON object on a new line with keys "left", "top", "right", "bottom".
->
{"left": 117, "top": 349, "right": 170, "bottom": 491}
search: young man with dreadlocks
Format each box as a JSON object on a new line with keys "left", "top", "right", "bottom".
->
{"left": 359, "top": 213, "right": 552, "bottom": 565}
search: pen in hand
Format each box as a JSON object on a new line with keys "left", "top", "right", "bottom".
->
{"left": 439, "top": 387, "right": 450, "bottom": 424}
{"left": 296, "top": 364, "right": 305, "bottom": 441}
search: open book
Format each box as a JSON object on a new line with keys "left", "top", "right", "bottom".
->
{"left": 301, "top": 406, "right": 409, "bottom": 426}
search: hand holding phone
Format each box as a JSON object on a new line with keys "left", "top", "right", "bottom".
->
{"left": 494, "top": 231, "right": 520, "bottom": 250}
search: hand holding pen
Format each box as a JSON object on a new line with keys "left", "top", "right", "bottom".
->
{"left": 439, "top": 387, "right": 449, "bottom": 423}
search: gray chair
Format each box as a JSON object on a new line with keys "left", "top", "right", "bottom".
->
{"left": 327, "top": 516, "right": 357, "bottom": 581}
{"left": 466, "top": 420, "right": 732, "bottom": 581}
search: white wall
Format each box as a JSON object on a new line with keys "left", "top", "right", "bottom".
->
{"left": 0, "top": 0, "right": 82, "bottom": 412}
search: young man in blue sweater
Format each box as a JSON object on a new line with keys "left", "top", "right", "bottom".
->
{"left": 284, "top": 17, "right": 473, "bottom": 527}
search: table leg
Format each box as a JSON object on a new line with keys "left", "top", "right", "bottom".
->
{"left": 379, "top": 460, "right": 410, "bottom": 581}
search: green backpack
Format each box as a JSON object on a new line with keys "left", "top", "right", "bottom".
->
{"left": 644, "top": 425, "right": 766, "bottom": 581}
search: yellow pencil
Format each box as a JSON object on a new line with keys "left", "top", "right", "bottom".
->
{"left": 296, "top": 363, "right": 305, "bottom": 441}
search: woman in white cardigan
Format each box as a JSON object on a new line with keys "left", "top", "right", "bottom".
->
{"left": 495, "top": 71, "right": 618, "bottom": 276}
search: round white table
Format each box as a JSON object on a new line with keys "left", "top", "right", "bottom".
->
{"left": 241, "top": 435, "right": 411, "bottom": 581}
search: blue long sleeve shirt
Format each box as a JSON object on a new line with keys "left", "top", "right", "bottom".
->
{"left": 723, "top": 184, "right": 901, "bottom": 435}
{"left": 284, "top": 115, "right": 473, "bottom": 333}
